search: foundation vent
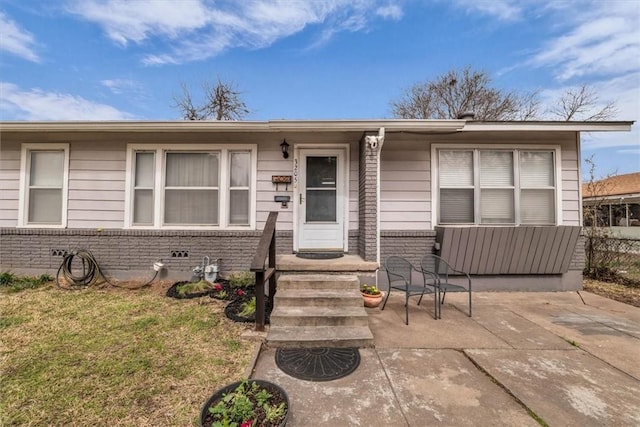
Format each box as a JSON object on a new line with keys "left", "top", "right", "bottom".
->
{"left": 170, "top": 250, "right": 190, "bottom": 258}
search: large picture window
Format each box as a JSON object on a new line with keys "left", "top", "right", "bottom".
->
{"left": 438, "top": 148, "right": 557, "bottom": 225}
{"left": 127, "top": 145, "right": 255, "bottom": 228}
{"left": 19, "top": 144, "right": 69, "bottom": 227}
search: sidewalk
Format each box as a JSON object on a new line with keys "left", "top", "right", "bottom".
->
{"left": 251, "top": 291, "right": 640, "bottom": 426}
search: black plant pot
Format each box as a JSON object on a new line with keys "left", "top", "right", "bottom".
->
{"left": 200, "top": 379, "right": 289, "bottom": 427}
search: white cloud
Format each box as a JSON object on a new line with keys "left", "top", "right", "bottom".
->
{"left": 0, "top": 11, "right": 40, "bottom": 62}
{"left": 376, "top": 4, "right": 403, "bottom": 20}
{"left": 69, "top": 0, "right": 210, "bottom": 46}
{"left": 67, "top": 0, "right": 401, "bottom": 64}
{"left": 449, "top": 0, "right": 525, "bottom": 21}
{"left": 528, "top": 1, "right": 640, "bottom": 82}
{"left": 0, "top": 82, "right": 133, "bottom": 120}
{"left": 100, "top": 78, "right": 140, "bottom": 95}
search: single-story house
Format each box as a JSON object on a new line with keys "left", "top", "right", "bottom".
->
{"left": 0, "top": 119, "right": 633, "bottom": 291}
{"left": 583, "top": 172, "right": 640, "bottom": 239}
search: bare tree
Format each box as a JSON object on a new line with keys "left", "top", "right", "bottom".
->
{"left": 391, "top": 67, "right": 539, "bottom": 120}
{"left": 173, "top": 83, "right": 205, "bottom": 120}
{"left": 582, "top": 155, "right": 619, "bottom": 279}
{"left": 548, "top": 84, "right": 618, "bottom": 121}
{"left": 173, "top": 78, "right": 249, "bottom": 121}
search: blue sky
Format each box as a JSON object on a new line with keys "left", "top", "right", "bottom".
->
{"left": 1, "top": 0, "right": 638, "bottom": 178}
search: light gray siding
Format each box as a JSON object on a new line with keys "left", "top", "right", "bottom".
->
{"left": 0, "top": 129, "right": 582, "bottom": 233}
{"left": 379, "top": 131, "right": 581, "bottom": 231}
{"left": 256, "top": 140, "right": 294, "bottom": 230}
{"left": 559, "top": 137, "right": 581, "bottom": 226}
{"left": 0, "top": 141, "right": 20, "bottom": 227}
{"left": 380, "top": 141, "right": 431, "bottom": 231}
{"left": 67, "top": 141, "right": 126, "bottom": 228}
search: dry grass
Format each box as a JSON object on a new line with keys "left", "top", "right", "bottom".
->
{"left": 583, "top": 278, "right": 640, "bottom": 308}
{"left": 0, "top": 283, "right": 254, "bottom": 426}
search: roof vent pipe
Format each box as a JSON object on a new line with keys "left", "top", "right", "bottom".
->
{"left": 457, "top": 112, "right": 475, "bottom": 120}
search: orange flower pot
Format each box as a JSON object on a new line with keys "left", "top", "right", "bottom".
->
{"left": 362, "top": 292, "right": 383, "bottom": 308}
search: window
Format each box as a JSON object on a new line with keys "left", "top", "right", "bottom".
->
{"left": 19, "top": 144, "right": 69, "bottom": 227}
{"left": 133, "top": 152, "right": 155, "bottom": 225}
{"left": 126, "top": 145, "right": 255, "bottom": 228}
{"left": 228, "top": 151, "right": 250, "bottom": 225}
{"left": 437, "top": 148, "right": 557, "bottom": 225}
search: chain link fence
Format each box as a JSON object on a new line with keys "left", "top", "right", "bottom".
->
{"left": 585, "top": 237, "right": 640, "bottom": 285}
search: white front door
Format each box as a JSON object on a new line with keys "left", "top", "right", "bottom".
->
{"left": 296, "top": 148, "right": 346, "bottom": 251}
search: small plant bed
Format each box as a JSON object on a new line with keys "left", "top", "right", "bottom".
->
{"left": 209, "top": 278, "right": 246, "bottom": 301}
{"left": 226, "top": 271, "right": 256, "bottom": 293}
{"left": 166, "top": 280, "right": 215, "bottom": 299}
{"left": 224, "top": 295, "right": 273, "bottom": 324}
{"left": 200, "top": 379, "right": 289, "bottom": 427}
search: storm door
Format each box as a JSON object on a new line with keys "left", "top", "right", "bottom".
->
{"left": 296, "top": 148, "right": 346, "bottom": 251}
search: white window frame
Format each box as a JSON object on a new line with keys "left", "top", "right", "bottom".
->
{"left": 18, "top": 143, "right": 70, "bottom": 228}
{"left": 125, "top": 144, "right": 257, "bottom": 230}
{"left": 431, "top": 144, "right": 562, "bottom": 227}
{"left": 227, "top": 150, "right": 252, "bottom": 226}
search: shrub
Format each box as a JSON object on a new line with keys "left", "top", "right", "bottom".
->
{"left": 227, "top": 271, "right": 255, "bottom": 288}
{"left": 0, "top": 272, "right": 53, "bottom": 293}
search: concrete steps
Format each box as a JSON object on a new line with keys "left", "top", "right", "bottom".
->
{"left": 267, "top": 274, "right": 374, "bottom": 348}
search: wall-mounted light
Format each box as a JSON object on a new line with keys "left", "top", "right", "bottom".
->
{"left": 280, "top": 139, "right": 290, "bottom": 159}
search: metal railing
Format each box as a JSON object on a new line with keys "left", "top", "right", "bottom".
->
{"left": 250, "top": 211, "right": 278, "bottom": 331}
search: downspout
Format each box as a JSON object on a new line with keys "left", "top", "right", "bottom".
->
{"left": 364, "top": 127, "right": 385, "bottom": 286}
{"left": 376, "top": 128, "right": 385, "bottom": 266}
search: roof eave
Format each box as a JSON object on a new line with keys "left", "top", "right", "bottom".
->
{"left": 0, "top": 119, "right": 466, "bottom": 133}
{"left": 0, "top": 119, "right": 633, "bottom": 133}
{"left": 462, "top": 121, "right": 634, "bottom": 132}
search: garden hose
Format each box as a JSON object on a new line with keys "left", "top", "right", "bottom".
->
{"left": 56, "top": 249, "right": 157, "bottom": 290}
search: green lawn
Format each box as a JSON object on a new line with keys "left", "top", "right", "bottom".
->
{"left": 1, "top": 283, "right": 254, "bottom": 426}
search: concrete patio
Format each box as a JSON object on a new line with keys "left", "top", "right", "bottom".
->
{"left": 251, "top": 290, "right": 640, "bottom": 426}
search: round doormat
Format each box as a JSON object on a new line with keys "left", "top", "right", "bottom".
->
{"left": 275, "top": 347, "right": 360, "bottom": 382}
{"left": 295, "top": 252, "right": 344, "bottom": 260}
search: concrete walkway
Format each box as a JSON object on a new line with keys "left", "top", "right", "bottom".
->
{"left": 251, "top": 291, "right": 640, "bottom": 426}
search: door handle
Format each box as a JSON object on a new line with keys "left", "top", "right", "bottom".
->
{"left": 299, "top": 194, "right": 304, "bottom": 204}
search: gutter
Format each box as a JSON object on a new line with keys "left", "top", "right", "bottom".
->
{"left": 0, "top": 119, "right": 633, "bottom": 133}
{"left": 0, "top": 119, "right": 465, "bottom": 133}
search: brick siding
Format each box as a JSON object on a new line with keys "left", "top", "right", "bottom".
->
{"left": 358, "top": 135, "right": 378, "bottom": 262}
{"left": 380, "top": 230, "right": 437, "bottom": 267}
{"left": 0, "top": 228, "right": 295, "bottom": 276}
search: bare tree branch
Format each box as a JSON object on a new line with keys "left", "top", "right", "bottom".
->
{"left": 391, "top": 67, "right": 535, "bottom": 120}
{"left": 172, "top": 77, "right": 249, "bottom": 121}
{"left": 548, "top": 84, "right": 618, "bottom": 121}
{"left": 172, "top": 83, "right": 204, "bottom": 120}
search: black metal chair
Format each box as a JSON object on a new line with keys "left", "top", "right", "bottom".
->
{"left": 421, "top": 254, "right": 472, "bottom": 318}
{"left": 382, "top": 256, "right": 438, "bottom": 324}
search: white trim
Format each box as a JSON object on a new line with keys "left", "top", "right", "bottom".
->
{"left": 18, "top": 143, "right": 69, "bottom": 228}
{"left": 226, "top": 149, "right": 256, "bottom": 227}
{"left": 577, "top": 133, "right": 583, "bottom": 227}
{"left": 125, "top": 143, "right": 257, "bottom": 230}
{"left": 1, "top": 119, "right": 632, "bottom": 133}
{"left": 555, "top": 147, "right": 563, "bottom": 225}
{"left": 431, "top": 143, "right": 562, "bottom": 227}
{"left": 293, "top": 144, "right": 350, "bottom": 252}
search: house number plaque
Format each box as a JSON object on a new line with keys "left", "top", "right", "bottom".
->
{"left": 272, "top": 175, "right": 292, "bottom": 191}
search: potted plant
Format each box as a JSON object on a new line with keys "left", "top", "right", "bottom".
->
{"left": 200, "top": 378, "right": 289, "bottom": 427}
{"left": 361, "top": 284, "right": 384, "bottom": 308}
